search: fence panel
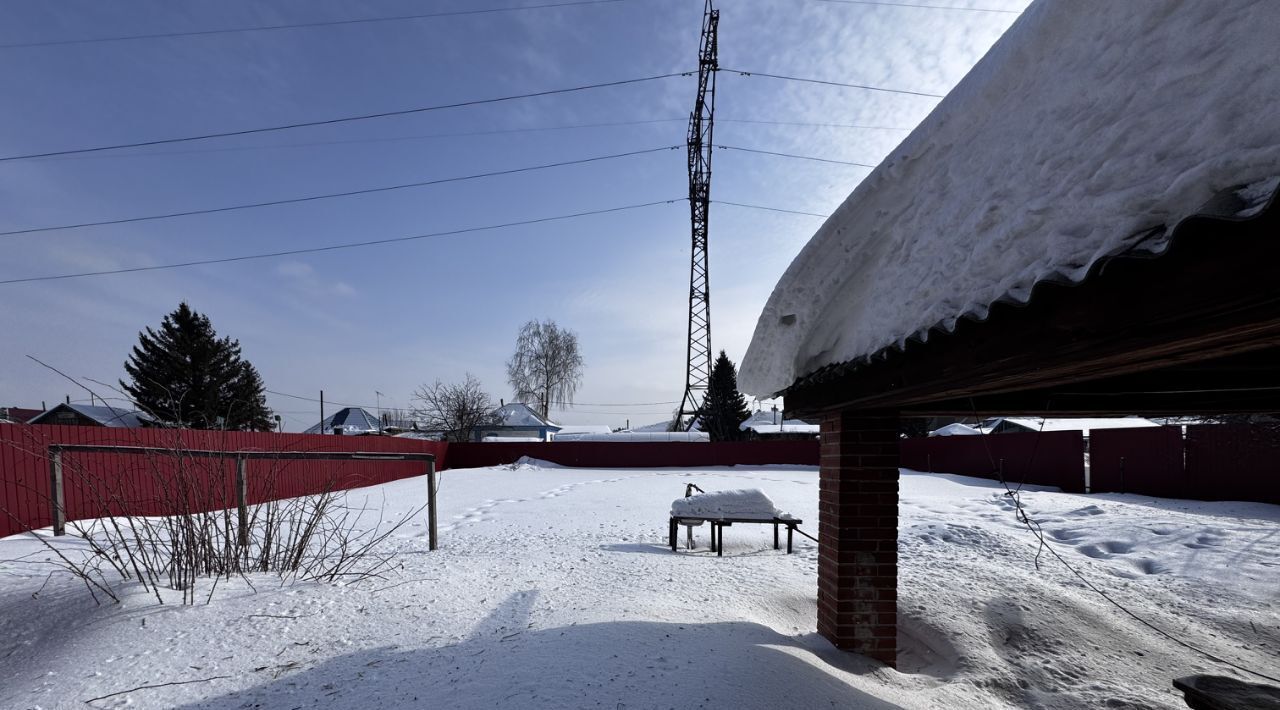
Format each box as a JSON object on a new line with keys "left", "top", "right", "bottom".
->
{"left": 0, "top": 423, "right": 445, "bottom": 538}
{"left": 900, "top": 431, "right": 1085, "bottom": 492}
{"left": 1088, "top": 426, "right": 1186, "bottom": 496}
{"left": 1185, "top": 424, "right": 1280, "bottom": 504}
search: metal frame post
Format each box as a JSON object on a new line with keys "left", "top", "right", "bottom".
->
{"left": 49, "top": 447, "right": 65, "bottom": 536}
{"left": 427, "top": 457, "right": 438, "bottom": 551}
{"left": 235, "top": 456, "right": 248, "bottom": 547}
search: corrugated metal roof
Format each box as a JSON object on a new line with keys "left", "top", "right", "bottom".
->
{"left": 304, "top": 407, "right": 382, "bottom": 435}
{"left": 783, "top": 186, "right": 1280, "bottom": 396}
{"left": 29, "top": 403, "right": 151, "bottom": 428}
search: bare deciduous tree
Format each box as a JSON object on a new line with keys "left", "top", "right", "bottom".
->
{"left": 506, "top": 319, "right": 584, "bottom": 420}
{"left": 411, "top": 373, "right": 495, "bottom": 442}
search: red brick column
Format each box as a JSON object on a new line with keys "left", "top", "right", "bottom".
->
{"left": 817, "top": 410, "right": 899, "bottom": 667}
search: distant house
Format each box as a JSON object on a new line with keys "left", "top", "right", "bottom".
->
{"left": 27, "top": 403, "right": 151, "bottom": 428}
{"left": 1, "top": 406, "right": 43, "bottom": 424}
{"left": 980, "top": 417, "right": 1158, "bottom": 437}
{"left": 551, "top": 425, "right": 614, "bottom": 441}
{"left": 739, "top": 409, "right": 819, "bottom": 440}
{"left": 929, "top": 423, "right": 982, "bottom": 437}
{"left": 304, "top": 407, "right": 383, "bottom": 435}
{"left": 471, "top": 403, "right": 561, "bottom": 442}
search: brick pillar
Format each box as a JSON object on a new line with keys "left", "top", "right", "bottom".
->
{"left": 817, "top": 409, "right": 899, "bottom": 667}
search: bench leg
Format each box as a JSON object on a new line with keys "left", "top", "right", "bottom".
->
{"left": 787, "top": 525, "right": 794, "bottom": 554}
{"left": 717, "top": 523, "right": 723, "bottom": 557}
{"left": 669, "top": 518, "right": 677, "bottom": 551}
{"left": 774, "top": 522, "right": 779, "bottom": 550}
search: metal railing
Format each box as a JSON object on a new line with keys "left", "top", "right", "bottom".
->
{"left": 46, "top": 444, "right": 438, "bottom": 550}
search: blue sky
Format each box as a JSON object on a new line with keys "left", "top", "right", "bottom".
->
{"left": 0, "top": 0, "right": 1026, "bottom": 431}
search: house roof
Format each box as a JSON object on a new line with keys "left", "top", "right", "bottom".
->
{"left": 304, "top": 407, "right": 382, "bottom": 435}
{"left": 982, "top": 417, "right": 1159, "bottom": 434}
{"left": 740, "top": 0, "right": 1280, "bottom": 397}
{"left": 28, "top": 403, "right": 150, "bottom": 428}
{"left": 738, "top": 410, "right": 818, "bottom": 434}
{"left": 490, "top": 403, "right": 560, "bottom": 430}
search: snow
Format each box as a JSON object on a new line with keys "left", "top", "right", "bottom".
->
{"left": 983, "top": 416, "right": 1160, "bottom": 434}
{"left": 739, "top": 410, "right": 820, "bottom": 435}
{"left": 931, "top": 423, "right": 981, "bottom": 436}
{"left": 552, "top": 425, "right": 613, "bottom": 441}
{"left": 670, "top": 488, "right": 787, "bottom": 520}
{"left": 2, "top": 464, "right": 1278, "bottom": 708}
{"left": 574, "top": 431, "right": 711, "bottom": 442}
{"left": 740, "top": 0, "right": 1280, "bottom": 396}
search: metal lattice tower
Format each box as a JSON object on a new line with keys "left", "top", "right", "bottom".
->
{"left": 678, "top": 0, "right": 719, "bottom": 430}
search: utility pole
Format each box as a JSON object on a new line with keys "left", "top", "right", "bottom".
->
{"left": 678, "top": 0, "right": 719, "bottom": 431}
{"left": 319, "top": 390, "right": 325, "bottom": 434}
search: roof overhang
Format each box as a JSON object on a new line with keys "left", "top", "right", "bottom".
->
{"left": 785, "top": 193, "right": 1280, "bottom": 418}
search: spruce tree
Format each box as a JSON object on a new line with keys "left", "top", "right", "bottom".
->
{"left": 121, "top": 303, "right": 274, "bottom": 431}
{"left": 698, "top": 350, "right": 752, "bottom": 442}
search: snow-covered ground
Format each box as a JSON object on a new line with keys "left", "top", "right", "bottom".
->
{"left": 1, "top": 464, "right": 1277, "bottom": 708}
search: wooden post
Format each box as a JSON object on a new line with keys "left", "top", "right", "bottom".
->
{"left": 236, "top": 456, "right": 248, "bottom": 547}
{"left": 427, "top": 458, "right": 438, "bottom": 551}
{"left": 49, "top": 447, "right": 65, "bottom": 536}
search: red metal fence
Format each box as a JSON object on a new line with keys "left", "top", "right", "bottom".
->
{"left": 0, "top": 423, "right": 446, "bottom": 538}
{"left": 1089, "top": 426, "right": 1187, "bottom": 497}
{"left": 446, "top": 440, "right": 819, "bottom": 471}
{"left": 900, "top": 431, "right": 1086, "bottom": 492}
{"left": 1184, "top": 424, "right": 1280, "bottom": 504}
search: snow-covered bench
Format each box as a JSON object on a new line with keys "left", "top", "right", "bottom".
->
{"left": 668, "top": 489, "right": 802, "bottom": 556}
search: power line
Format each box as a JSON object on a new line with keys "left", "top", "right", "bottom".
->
{"left": 32, "top": 118, "right": 690, "bottom": 162}
{"left": 715, "top": 143, "right": 877, "bottom": 168}
{"left": 0, "top": 71, "right": 690, "bottom": 162}
{"left": 265, "top": 390, "right": 380, "bottom": 410}
{"left": 808, "top": 0, "right": 1021, "bottom": 13}
{"left": 715, "top": 200, "right": 829, "bottom": 218}
{"left": 0, "top": 145, "right": 681, "bottom": 237}
{"left": 28, "top": 117, "right": 913, "bottom": 164}
{"left": 0, "top": 0, "right": 630, "bottom": 50}
{"left": 722, "top": 67, "right": 944, "bottom": 99}
{"left": 721, "top": 118, "right": 911, "bottom": 131}
{"left": 559, "top": 400, "right": 680, "bottom": 407}
{"left": 0, "top": 198, "right": 681, "bottom": 285}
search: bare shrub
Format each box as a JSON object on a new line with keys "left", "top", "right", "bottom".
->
{"left": 2, "top": 425, "right": 422, "bottom": 606}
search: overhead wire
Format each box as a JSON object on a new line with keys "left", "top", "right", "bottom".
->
{"left": 29, "top": 118, "right": 690, "bottom": 163}
{"left": 715, "top": 144, "right": 877, "bottom": 168}
{"left": 715, "top": 200, "right": 829, "bottom": 218}
{"left": 808, "top": 0, "right": 1021, "bottom": 13}
{"left": 0, "top": 145, "right": 682, "bottom": 237}
{"left": 0, "top": 71, "right": 690, "bottom": 162}
{"left": 0, "top": 198, "right": 682, "bottom": 285}
{"left": 722, "top": 67, "right": 944, "bottom": 98}
{"left": 966, "top": 400, "right": 1280, "bottom": 684}
{"left": 0, "top": 0, "right": 631, "bottom": 49}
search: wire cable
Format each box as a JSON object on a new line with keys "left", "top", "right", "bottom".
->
{"left": 715, "top": 200, "right": 829, "bottom": 218}
{"left": 715, "top": 144, "right": 877, "bottom": 168}
{"left": 32, "top": 118, "right": 690, "bottom": 163}
{"left": 721, "top": 118, "right": 911, "bottom": 131}
{"left": 0, "top": 198, "right": 682, "bottom": 285}
{"left": 0, "top": 145, "right": 681, "bottom": 237}
{"left": 808, "top": 0, "right": 1021, "bottom": 13}
{"left": 0, "top": 0, "right": 630, "bottom": 50}
{"left": 0, "top": 71, "right": 690, "bottom": 162}
{"left": 722, "top": 67, "right": 944, "bottom": 99}
{"left": 965, "top": 399, "right": 1280, "bottom": 684}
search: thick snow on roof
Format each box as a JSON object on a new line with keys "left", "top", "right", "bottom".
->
{"left": 984, "top": 417, "right": 1159, "bottom": 434}
{"left": 931, "top": 423, "right": 981, "bottom": 437}
{"left": 304, "top": 407, "right": 381, "bottom": 435}
{"left": 492, "top": 403, "right": 558, "bottom": 429}
{"left": 30, "top": 403, "right": 150, "bottom": 428}
{"left": 738, "top": 410, "right": 818, "bottom": 435}
{"left": 740, "top": 0, "right": 1280, "bottom": 396}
